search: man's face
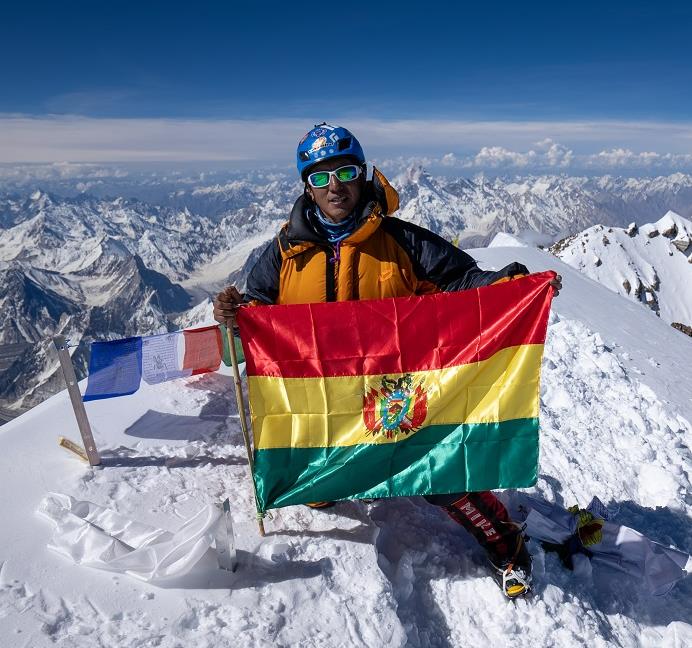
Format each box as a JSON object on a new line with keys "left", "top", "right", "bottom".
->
{"left": 306, "top": 157, "right": 364, "bottom": 223}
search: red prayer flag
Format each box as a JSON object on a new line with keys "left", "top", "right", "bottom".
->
{"left": 182, "top": 326, "right": 223, "bottom": 375}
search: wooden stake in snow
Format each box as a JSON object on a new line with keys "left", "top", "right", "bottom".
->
{"left": 58, "top": 436, "right": 89, "bottom": 463}
{"left": 52, "top": 336, "right": 101, "bottom": 466}
{"left": 226, "top": 327, "right": 266, "bottom": 537}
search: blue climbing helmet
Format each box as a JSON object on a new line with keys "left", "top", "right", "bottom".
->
{"left": 296, "top": 123, "right": 366, "bottom": 180}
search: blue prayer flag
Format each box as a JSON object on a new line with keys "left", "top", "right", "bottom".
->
{"left": 83, "top": 337, "right": 143, "bottom": 402}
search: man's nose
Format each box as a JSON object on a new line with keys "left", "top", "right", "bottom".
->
{"left": 328, "top": 173, "right": 342, "bottom": 189}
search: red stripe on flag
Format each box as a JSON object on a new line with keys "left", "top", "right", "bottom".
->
{"left": 182, "top": 325, "right": 223, "bottom": 375}
{"left": 238, "top": 271, "right": 555, "bottom": 378}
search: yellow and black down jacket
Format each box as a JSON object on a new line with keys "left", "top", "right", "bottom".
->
{"left": 245, "top": 168, "right": 528, "bottom": 305}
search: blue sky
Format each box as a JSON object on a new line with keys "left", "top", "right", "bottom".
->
{"left": 2, "top": 1, "right": 692, "bottom": 170}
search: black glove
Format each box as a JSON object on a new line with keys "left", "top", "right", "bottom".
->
{"left": 502, "top": 261, "right": 530, "bottom": 277}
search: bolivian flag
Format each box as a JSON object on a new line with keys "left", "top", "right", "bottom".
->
{"left": 237, "top": 272, "right": 555, "bottom": 512}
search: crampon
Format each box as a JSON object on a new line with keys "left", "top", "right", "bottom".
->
{"left": 488, "top": 530, "right": 532, "bottom": 599}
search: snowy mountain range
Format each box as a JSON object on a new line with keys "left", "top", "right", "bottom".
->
{"left": 388, "top": 169, "right": 692, "bottom": 247}
{"left": 0, "top": 188, "right": 291, "bottom": 420}
{"left": 1, "top": 168, "right": 692, "bottom": 422}
{"left": 0, "top": 245, "right": 690, "bottom": 646}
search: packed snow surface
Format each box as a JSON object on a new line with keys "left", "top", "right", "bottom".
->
{"left": 1, "top": 247, "right": 691, "bottom": 647}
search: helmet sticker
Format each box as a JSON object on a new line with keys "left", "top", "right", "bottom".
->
{"left": 308, "top": 136, "right": 328, "bottom": 153}
{"left": 311, "top": 128, "right": 326, "bottom": 137}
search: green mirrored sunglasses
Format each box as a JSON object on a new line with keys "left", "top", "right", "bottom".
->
{"left": 307, "top": 164, "right": 362, "bottom": 188}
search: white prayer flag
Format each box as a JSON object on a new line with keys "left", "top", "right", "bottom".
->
{"left": 141, "top": 332, "right": 191, "bottom": 385}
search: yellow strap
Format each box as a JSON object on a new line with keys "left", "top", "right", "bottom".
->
{"left": 491, "top": 273, "right": 527, "bottom": 286}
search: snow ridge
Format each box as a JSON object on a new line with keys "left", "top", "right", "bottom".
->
{"left": 551, "top": 211, "right": 692, "bottom": 327}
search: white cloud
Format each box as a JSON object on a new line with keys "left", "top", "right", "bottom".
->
{"left": 0, "top": 115, "right": 308, "bottom": 163}
{"left": 536, "top": 138, "right": 573, "bottom": 167}
{"left": 587, "top": 148, "right": 692, "bottom": 169}
{"left": 473, "top": 146, "right": 530, "bottom": 168}
{"left": 421, "top": 139, "right": 692, "bottom": 173}
{"left": 428, "top": 139, "right": 575, "bottom": 170}
{"left": 374, "top": 155, "right": 435, "bottom": 172}
{"left": 0, "top": 115, "right": 691, "bottom": 175}
{"left": 351, "top": 118, "right": 692, "bottom": 156}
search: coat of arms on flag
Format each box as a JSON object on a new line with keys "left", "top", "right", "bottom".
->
{"left": 363, "top": 375, "right": 428, "bottom": 439}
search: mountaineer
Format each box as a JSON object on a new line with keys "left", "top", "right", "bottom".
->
{"left": 214, "top": 123, "right": 562, "bottom": 597}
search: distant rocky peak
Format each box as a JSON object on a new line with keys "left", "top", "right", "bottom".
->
{"left": 652, "top": 211, "right": 692, "bottom": 250}
{"left": 404, "top": 164, "right": 437, "bottom": 189}
{"left": 99, "top": 235, "right": 132, "bottom": 258}
{"left": 28, "top": 189, "right": 52, "bottom": 211}
{"left": 551, "top": 210, "right": 692, "bottom": 328}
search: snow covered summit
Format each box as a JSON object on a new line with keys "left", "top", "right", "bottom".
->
{"left": 0, "top": 246, "right": 690, "bottom": 647}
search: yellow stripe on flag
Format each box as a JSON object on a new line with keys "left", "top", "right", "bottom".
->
{"left": 249, "top": 344, "right": 543, "bottom": 449}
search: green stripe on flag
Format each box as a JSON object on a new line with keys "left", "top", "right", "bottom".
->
{"left": 253, "top": 418, "right": 539, "bottom": 511}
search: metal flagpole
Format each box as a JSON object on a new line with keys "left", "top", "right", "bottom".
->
{"left": 52, "top": 336, "right": 101, "bottom": 466}
{"left": 226, "top": 326, "right": 265, "bottom": 537}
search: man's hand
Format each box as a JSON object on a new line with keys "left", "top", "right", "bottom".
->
{"left": 214, "top": 285, "right": 243, "bottom": 326}
{"left": 550, "top": 274, "right": 562, "bottom": 297}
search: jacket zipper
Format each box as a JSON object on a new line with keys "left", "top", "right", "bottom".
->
{"left": 325, "top": 247, "right": 337, "bottom": 302}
